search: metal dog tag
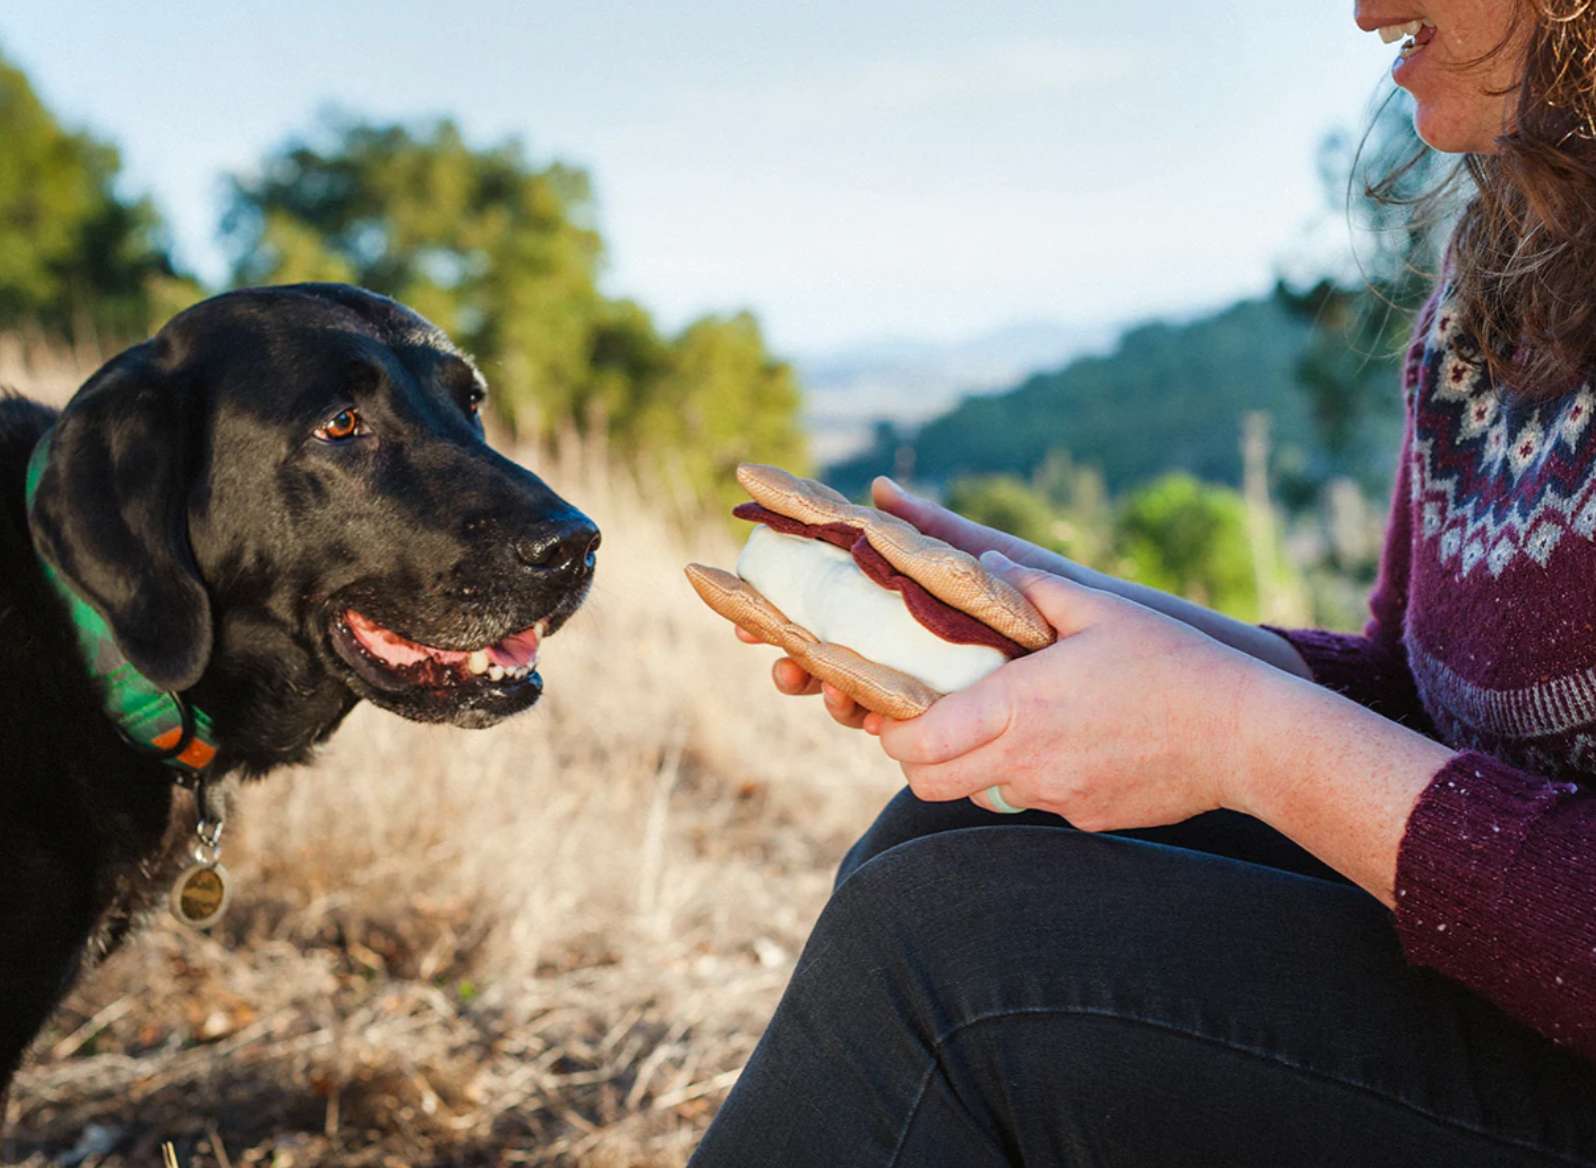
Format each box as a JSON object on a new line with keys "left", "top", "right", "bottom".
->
{"left": 172, "top": 775, "right": 231, "bottom": 929}
{"left": 171, "top": 861, "right": 232, "bottom": 929}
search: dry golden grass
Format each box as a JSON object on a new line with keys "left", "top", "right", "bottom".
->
{"left": 0, "top": 332, "right": 107, "bottom": 408}
{"left": 3, "top": 354, "right": 903, "bottom": 1166}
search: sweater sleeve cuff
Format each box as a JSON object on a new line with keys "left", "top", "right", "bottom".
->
{"left": 1262, "top": 626, "right": 1431, "bottom": 730}
{"left": 1395, "top": 751, "right": 1554, "bottom": 965}
{"left": 1395, "top": 751, "right": 1596, "bottom": 1057}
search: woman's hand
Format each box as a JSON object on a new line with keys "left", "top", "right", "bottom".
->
{"left": 877, "top": 551, "right": 1452, "bottom": 906}
{"left": 876, "top": 553, "right": 1263, "bottom": 828}
{"left": 732, "top": 507, "right": 1445, "bottom": 904}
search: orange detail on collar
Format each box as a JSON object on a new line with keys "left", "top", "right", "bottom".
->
{"left": 152, "top": 727, "right": 218, "bottom": 771}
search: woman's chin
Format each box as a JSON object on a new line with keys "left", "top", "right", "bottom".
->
{"left": 1408, "top": 103, "right": 1505, "bottom": 156}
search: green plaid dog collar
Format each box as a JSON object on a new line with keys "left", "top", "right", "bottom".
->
{"left": 24, "top": 428, "right": 217, "bottom": 776}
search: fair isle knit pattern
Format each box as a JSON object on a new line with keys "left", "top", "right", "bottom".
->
{"left": 1408, "top": 295, "right": 1596, "bottom": 777}
{"left": 1272, "top": 287, "right": 1596, "bottom": 1062}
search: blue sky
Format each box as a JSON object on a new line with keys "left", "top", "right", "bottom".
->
{"left": 0, "top": 2, "right": 1405, "bottom": 355}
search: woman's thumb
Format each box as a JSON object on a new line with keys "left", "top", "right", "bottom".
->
{"left": 873, "top": 475, "right": 934, "bottom": 524}
{"left": 979, "top": 550, "right": 1094, "bottom": 636}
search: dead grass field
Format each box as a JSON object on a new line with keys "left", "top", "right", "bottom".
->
{"left": 3, "top": 339, "right": 903, "bottom": 1166}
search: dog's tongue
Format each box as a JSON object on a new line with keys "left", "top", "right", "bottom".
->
{"left": 346, "top": 610, "right": 468, "bottom": 667}
{"left": 345, "top": 610, "right": 541, "bottom": 670}
{"left": 487, "top": 626, "right": 540, "bottom": 670}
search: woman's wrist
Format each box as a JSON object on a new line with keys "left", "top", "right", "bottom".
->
{"left": 1225, "top": 665, "right": 1451, "bottom": 906}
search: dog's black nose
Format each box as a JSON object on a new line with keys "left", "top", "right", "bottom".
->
{"left": 514, "top": 519, "right": 600, "bottom": 576}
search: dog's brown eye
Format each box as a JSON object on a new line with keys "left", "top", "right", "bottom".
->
{"left": 467, "top": 391, "right": 484, "bottom": 418}
{"left": 317, "top": 409, "right": 362, "bottom": 442}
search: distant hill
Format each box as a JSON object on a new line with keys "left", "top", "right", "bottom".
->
{"left": 823, "top": 292, "right": 1406, "bottom": 503}
{"left": 797, "top": 320, "right": 1116, "bottom": 465}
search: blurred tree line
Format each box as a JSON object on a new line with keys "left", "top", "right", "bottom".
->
{"left": 825, "top": 295, "right": 1373, "bottom": 623}
{"left": 0, "top": 48, "right": 804, "bottom": 507}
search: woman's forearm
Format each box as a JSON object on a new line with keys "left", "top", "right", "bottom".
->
{"left": 1227, "top": 664, "right": 1453, "bottom": 907}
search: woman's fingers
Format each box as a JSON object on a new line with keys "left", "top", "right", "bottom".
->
{"left": 877, "top": 678, "right": 1012, "bottom": 768}
{"left": 767, "top": 657, "right": 873, "bottom": 728}
{"left": 821, "top": 683, "right": 873, "bottom": 729}
{"left": 771, "top": 656, "right": 823, "bottom": 695}
{"left": 898, "top": 738, "right": 1019, "bottom": 804}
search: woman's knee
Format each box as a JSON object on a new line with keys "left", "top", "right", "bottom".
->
{"left": 836, "top": 787, "right": 1066, "bottom": 888}
{"left": 818, "top": 826, "right": 1135, "bottom": 1016}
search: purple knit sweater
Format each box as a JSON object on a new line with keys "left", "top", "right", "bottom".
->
{"left": 1272, "top": 291, "right": 1596, "bottom": 1061}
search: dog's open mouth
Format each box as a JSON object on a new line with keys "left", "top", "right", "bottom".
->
{"left": 331, "top": 609, "right": 546, "bottom": 695}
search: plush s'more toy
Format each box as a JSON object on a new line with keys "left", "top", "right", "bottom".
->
{"left": 684, "top": 465, "right": 1056, "bottom": 720}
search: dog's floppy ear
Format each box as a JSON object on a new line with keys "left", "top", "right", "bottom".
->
{"left": 28, "top": 341, "right": 212, "bottom": 692}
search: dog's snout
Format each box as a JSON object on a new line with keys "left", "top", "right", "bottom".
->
{"left": 514, "top": 519, "right": 600, "bottom": 577}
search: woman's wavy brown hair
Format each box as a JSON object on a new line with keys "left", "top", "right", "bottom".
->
{"left": 1436, "top": 1, "right": 1596, "bottom": 397}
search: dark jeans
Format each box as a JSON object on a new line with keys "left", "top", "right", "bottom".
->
{"left": 690, "top": 789, "right": 1596, "bottom": 1167}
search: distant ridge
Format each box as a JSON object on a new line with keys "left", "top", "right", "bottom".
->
{"left": 823, "top": 293, "right": 1406, "bottom": 501}
{"left": 797, "top": 320, "right": 1116, "bottom": 464}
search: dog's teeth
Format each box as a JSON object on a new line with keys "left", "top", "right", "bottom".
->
{"left": 488, "top": 664, "right": 506, "bottom": 681}
{"left": 534, "top": 620, "right": 548, "bottom": 639}
{"left": 468, "top": 650, "right": 491, "bottom": 675}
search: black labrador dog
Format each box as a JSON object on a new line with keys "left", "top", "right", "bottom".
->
{"left": 0, "top": 283, "right": 598, "bottom": 1094}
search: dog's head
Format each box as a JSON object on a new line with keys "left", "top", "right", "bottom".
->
{"left": 28, "top": 284, "right": 598, "bottom": 764}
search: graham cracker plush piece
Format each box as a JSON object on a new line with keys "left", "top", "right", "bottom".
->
{"left": 733, "top": 464, "right": 1055, "bottom": 652}
{"left": 683, "top": 464, "right": 1057, "bottom": 720}
{"left": 684, "top": 565, "right": 939, "bottom": 720}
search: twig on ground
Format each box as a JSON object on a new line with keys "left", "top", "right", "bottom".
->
{"left": 49, "top": 997, "right": 136, "bottom": 1061}
{"left": 652, "top": 1066, "right": 743, "bottom": 1110}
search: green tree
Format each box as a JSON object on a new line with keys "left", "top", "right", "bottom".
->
{"left": 223, "top": 116, "right": 604, "bottom": 437}
{"left": 583, "top": 297, "right": 672, "bottom": 435}
{"left": 1114, "top": 473, "right": 1262, "bottom": 618}
{"left": 637, "top": 312, "right": 808, "bottom": 510}
{"left": 0, "top": 47, "right": 191, "bottom": 338}
{"left": 946, "top": 470, "right": 1117, "bottom": 569}
{"left": 947, "top": 475, "right": 1065, "bottom": 556}
{"left": 224, "top": 116, "right": 808, "bottom": 504}
{"left": 1031, "top": 449, "right": 1113, "bottom": 568}
{"left": 827, "top": 297, "right": 1321, "bottom": 501}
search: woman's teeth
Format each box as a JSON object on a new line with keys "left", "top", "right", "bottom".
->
{"left": 1379, "top": 20, "right": 1423, "bottom": 43}
{"left": 1377, "top": 19, "right": 1436, "bottom": 59}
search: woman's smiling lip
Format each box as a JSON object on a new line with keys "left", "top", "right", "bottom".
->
{"left": 1392, "top": 21, "right": 1439, "bottom": 78}
{"left": 1354, "top": 8, "right": 1427, "bottom": 34}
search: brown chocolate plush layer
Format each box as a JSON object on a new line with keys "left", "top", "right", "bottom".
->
{"left": 733, "top": 503, "right": 1026, "bottom": 659}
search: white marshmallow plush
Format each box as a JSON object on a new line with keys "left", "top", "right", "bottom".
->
{"left": 736, "top": 524, "right": 1008, "bottom": 694}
